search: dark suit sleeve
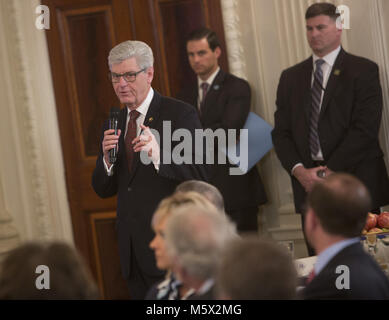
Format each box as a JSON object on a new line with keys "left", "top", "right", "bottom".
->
{"left": 272, "top": 70, "right": 304, "bottom": 173}
{"left": 91, "top": 122, "right": 119, "bottom": 198}
{"left": 326, "top": 62, "right": 383, "bottom": 171}
{"left": 158, "top": 107, "right": 209, "bottom": 182}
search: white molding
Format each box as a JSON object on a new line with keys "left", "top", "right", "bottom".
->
{"left": 0, "top": 173, "right": 20, "bottom": 257}
{"left": 14, "top": 0, "right": 74, "bottom": 242}
{"left": 0, "top": 0, "right": 73, "bottom": 243}
{"left": 11, "top": 0, "right": 52, "bottom": 240}
{"left": 369, "top": 0, "right": 389, "bottom": 167}
{"left": 220, "top": 0, "right": 247, "bottom": 80}
{"left": 0, "top": 0, "right": 34, "bottom": 240}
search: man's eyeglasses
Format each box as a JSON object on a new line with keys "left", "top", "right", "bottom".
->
{"left": 109, "top": 68, "right": 146, "bottom": 83}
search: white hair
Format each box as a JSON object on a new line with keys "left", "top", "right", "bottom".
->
{"left": 175, "top": 180, "right": 225, "bottom": 212}
{"left": 108, "top": 40, "right": 154, "bottom": 70}
{"left": 165, "top": 204, "right": 237, "bottom": 281}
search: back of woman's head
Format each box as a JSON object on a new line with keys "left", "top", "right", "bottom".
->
{"left": 0, "top": 241, "right": 99, "bottom": 299}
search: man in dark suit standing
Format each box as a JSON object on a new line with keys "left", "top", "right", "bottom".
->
{"left": 178, "top": 28, "right": 267, "bottom": 232}
{"left": 92, "top": 40, "right": 207, "bottom": 299}
{"left": 301, "top": 173, "right": 389, "bottom": 300}
{"left": 272, "top": 3, "right": 389, "bottom": 254}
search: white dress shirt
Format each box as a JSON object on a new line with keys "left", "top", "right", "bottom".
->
{"left": 197, "top": 67, "right": 220, "bottom": 109}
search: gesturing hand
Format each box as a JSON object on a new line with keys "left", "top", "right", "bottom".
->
{"left": 132, "top": 124, "right": 160, "bottom": 165}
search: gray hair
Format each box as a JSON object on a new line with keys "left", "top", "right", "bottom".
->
{"left": 175, "top": 180, "right": 225, "bottom": 212}
{"left": 216, "top": 236, "right": 298, "bottom": 300}
{"left": 165, "top": 203, "right": 237, "bottom": 281}
{"left": 108, "top": 40, "right": 154, "bottom": 70}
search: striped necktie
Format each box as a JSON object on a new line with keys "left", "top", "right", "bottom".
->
{"left": 309, "top": 59, "right": 325, "bottom": 157}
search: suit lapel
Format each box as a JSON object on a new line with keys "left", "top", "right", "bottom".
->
{"left": 143, "top": 92, "right": 161, "bottom": 129}
{"left": 128, "top": 91, "right": 162, "bottom": 182}
{"left": 201, "top": 69, "right": 225, "bottom": 117}
{"left": 182, "top": 82, "right": 199, "bottom": 116}
{"left": 303, "top": 57, "right": 314, "bottom": 123}
{"left": 189, "top": 86, "right": 198, "bottom": 112}
{"left": 118, "top": 107, "right": 128, "bottom": 160}
{"left": 319, "top": 48, "right": 345, "bottom": 118}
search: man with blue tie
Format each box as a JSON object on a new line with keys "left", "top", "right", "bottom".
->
{"left": 272, "top": 2, "right": 389, "bottom": 255}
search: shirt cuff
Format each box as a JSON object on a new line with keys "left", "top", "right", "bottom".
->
{"left": 152, "top": 157, "right": 160, "bottom": 172}
{"left": 103, "top": 157, "right": 114, "bottom": 176}
{"left": 291, "top": 163, "right": 303, "bottom": 176}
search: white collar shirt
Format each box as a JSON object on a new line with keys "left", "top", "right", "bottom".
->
{"left": 197, "top": 67, "right": 220, "bottom": 108}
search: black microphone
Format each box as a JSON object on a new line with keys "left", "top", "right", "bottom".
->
{"left": 108, "top": 107, "right": 120, "bottom": 164}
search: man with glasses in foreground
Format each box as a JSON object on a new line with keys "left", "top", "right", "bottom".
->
{"left": 92, "top": 40, "right": 207, "bottom": 299}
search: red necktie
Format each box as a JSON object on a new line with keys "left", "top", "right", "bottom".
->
{"left": 306, "top": 269, "right": 316, "bottom": 285}
{"left": 124, "top": 110, "right": 140, "bottom": 172}
{"left": 200, "top": 82, "right": 209, "bottom": 112}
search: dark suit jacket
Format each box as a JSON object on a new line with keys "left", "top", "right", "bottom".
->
{"left": 301, "top": 243, "right": 389, "bottom": 300}
{"left": 272, "top": 48, "right": 389, "bottom": 213}
{"left": 177, "top": 69, "right": 267, "bottom": 211}
{"left": 92, "top": 91, "right": 208, "bottom": 280}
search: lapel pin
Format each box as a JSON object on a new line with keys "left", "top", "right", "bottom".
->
{"left": 334, "top": 69, "right": 341, "bottom": 76}
{"left": 148, "top": 117, "right": 154, "bottom": 122}
{"left": 213, "top": 84, "right": 220, "bottom": 90}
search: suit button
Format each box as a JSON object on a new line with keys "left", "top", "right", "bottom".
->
{"left": 127, "top": 187, "right": 132, "bottom": 192}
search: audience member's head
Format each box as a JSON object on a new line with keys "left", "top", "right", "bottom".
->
{"left": 175, "top": 180, "right": 224, "bottom": 211}
{"left": 150, "top": 191, "right": 222, "bottom": 271}
{"left": 186, "top": 27, "right": 221, "bottom": 51}
{"left": 305, "top": 173, "right": 371, "bottom": 253}
{"left": 0, "top": 241, "right": 99, "bottom": 299}
{"left": 108, "top": 40, "right": 154, "bottom": 70}
{"left": 186, "top": 27, "right": 221, "bottom": 80}
{"left": 165, "top": 201, "right": 237, "bottom": 292}
{"left": 107, "top": 40, "right": 154, "bottom": 108}
{"left": 305, "top": 2, "right": 340, "bottom": 21}
{"left": 305, "top": 2, "right": 342, "bottom": 57}
{"left": 216, "top": 236, "right": 297, "bottom": 300}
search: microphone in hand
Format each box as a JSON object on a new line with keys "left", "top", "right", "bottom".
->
{"left": 108, "top": 107, "right": 120, "bottom": 164}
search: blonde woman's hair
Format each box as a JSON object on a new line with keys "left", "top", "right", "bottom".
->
{"left": 151, "top": 191, "right": 222, "bottom": 229}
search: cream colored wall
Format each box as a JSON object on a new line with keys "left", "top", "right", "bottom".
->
{"left": 0, "top": 0, "right": 388, "bottom": 257}
{"left": 0, "top": 0, "right": 74, "bottom": 251}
